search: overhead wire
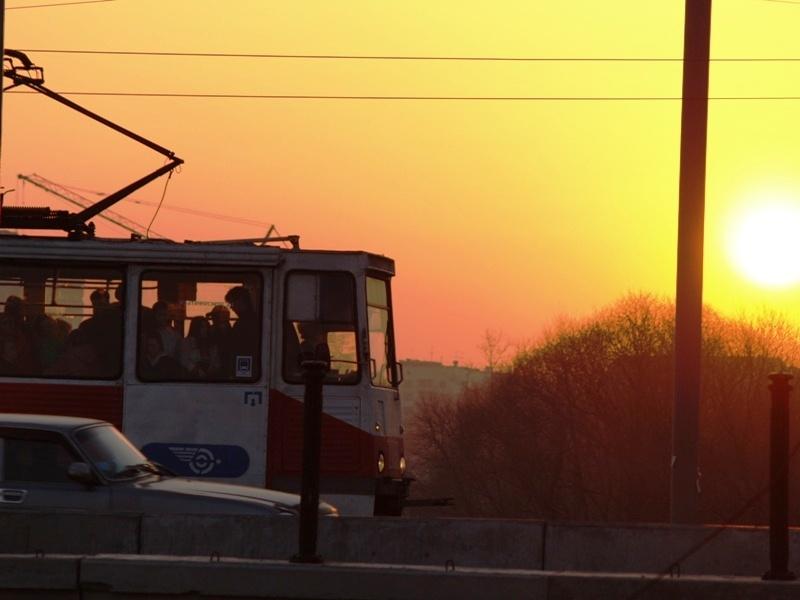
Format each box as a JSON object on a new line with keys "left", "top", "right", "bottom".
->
{"left": 145, "top": 164, "right": 173, "bottom": 239}
{"left": 60, "top": 181, "right": 276, "bottom": 229}
{"left": 7, "top": 0, "right": 116, "bottom": 9}
{"left": 15, "top": 48, "right": 800, "bottom": 62}
{"left": 8, "top": 90, "right": 800, "bottom": 101}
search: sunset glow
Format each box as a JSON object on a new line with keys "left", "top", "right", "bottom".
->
{"left": 5, "top": 1, "right": 800, "bottom": 364}
{"left": 727, "top": 200, "right": 800, "bottom": 288}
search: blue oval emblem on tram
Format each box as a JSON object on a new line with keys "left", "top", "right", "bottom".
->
{"left": 142, "top": 443, "right": 250, "bottom": 478}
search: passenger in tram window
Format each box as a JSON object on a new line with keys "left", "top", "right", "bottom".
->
{"left": 0, "top": 336, "right": 23, "bottom": 375}
{"left": 207, "top": 304, "right": 231, "bottom": 337}
{"left": 224, "top": 286, "right": 258, "bottom": 375}
{"left": 72, "top": 289, "right": 120, "bottom": 377}
{"left": 90, "top": 289, "right": 110, "bottom": 314}
{"left": 179, "top": 316, "right": 221, "bottom": 378}
{"left": 111, "top": 282, "right": 125, "bottom": 310}
{"left": 1, "top": 295, "right": 26, "bottom": 331}
{"left": 140, "top": 334, "right": 183, "bottom": 380}
{"left": 31, "top": 314, "right": 64, "bottom": 373}
{"left": 207, "top": 304, "right": 232, "bottom": 367}
{"left": 297, "top": 321, "right": 330, "bottom": 364}
{"left": 149, "top": 301, "right": 180, "bottom": 358}
{"left": 45, "top": 334, "right": 100, "bottom": 378}
{"left": 0, "top": 296, "right": 33, "bottom": 373}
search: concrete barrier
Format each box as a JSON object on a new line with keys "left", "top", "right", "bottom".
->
{"left": 0, "top": 510, "right": 139, "bottom": 555}
{"left": 140, "top": 516, "right": 545, "bottom": 569}
{"left": 4, "top": 509, "right": 800, "bottom": 577}
{"left": 0, "top": 554, "right": 79, "bottom": 599}
{"left": 3, "top": 553, "right": 800, "bottom": 599}
{"left": 544, "top": 522, "right": 800, "bottom": 577}
{"left": 319, "top": 517, "right": 544, "bottom": 569}
{"left": 79, "top": 555, "right": 550, "bottom": 600}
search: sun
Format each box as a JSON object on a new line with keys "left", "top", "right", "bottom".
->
{"left": 727, "top": 200, "right": 800, "bottom": 288}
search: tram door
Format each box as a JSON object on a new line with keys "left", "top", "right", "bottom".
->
{"left": 122, "top": 266, "right": 272, "bottom": 487}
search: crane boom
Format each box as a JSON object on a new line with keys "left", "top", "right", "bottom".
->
{"left": 18, "top": 173, "right": 167, "bottom": 239}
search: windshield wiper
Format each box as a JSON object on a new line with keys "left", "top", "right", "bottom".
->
{"left": 114, "top": 462, "right": 161, "bottom": 479}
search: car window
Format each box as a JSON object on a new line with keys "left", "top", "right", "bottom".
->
{"left": 74, "top": 425, "right": 148, "bottom": 479}
{"left": 1, "top": 436, "right": 77, "bottom": 483}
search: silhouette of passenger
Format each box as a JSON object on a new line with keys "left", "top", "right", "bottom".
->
{"left": 207, "top": 305, "right": 231, "bottom": 345}
{"left": 32, "top": 314, "right": 63, "bottom": 373}
{"left": 207, "top": 304, "right": 233, "bottom": 376}
{"left": 0, "top": 295, "right": 32, "bottom": 373}
{"left": 297, "top": 321, "right": 330, "bottom": 365}
{"left": 150, "top": 301, "right": 180, "bottom": 358}
{"left": 90, "top": 289, "right": 110, "bottom": 315}
{"left": 0, "top": 336, "right": 22, "bottom": 375}
{"left": 72, "top": 288, "right": 120, "bottom": 377}
{"left": 224, "top": 286, "right": 258, "bottom": 376}
{"left": 140, "top": 334, "right": 183, "bottom": 380}
{"left": 179, "top": 316, "right": 220, "bottom": 378}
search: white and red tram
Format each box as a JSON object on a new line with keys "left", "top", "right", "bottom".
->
{"left": 0, "top": 234, "right": 409, "bottom": 515}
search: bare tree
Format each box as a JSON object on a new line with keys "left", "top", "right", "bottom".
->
{"left": 408, "top": 294, "right": 800, "bottom": 524}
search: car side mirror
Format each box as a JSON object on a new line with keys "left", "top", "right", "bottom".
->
{"left": 68, "top": 462, "right": 97, "bottom": 485}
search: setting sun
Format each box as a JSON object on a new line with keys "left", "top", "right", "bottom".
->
{"left": 727, "top": 200, "right": 800, "bottom": 288}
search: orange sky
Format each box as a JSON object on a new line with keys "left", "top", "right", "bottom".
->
{"left": 4, "top": 0, "right": 800, "bottom": 365}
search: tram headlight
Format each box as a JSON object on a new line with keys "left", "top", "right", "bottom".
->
{"left": 399, "top": 455, "right": 406, "bottom": 475}
{"left": 377, "top": 452, "right": 386, "bottom": 474}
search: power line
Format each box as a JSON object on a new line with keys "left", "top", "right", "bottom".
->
{"left": 16, "top": 48, "right": 800, "bottom": 62}
{"left": 8, "top": 90, "right": 800, "bottom": 101}
{"left": 7, "top": 0, "right": 116, "bottom": 9}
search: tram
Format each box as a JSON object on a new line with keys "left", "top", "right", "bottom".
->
{"left": 0, "top": 49, "right": 408, "bottom": 515}
{"left": 0, "top": 234, "right": 409, "bottom": 515}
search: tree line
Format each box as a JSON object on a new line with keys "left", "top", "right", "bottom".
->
{"left": 407, "top": 294, "right": 800, "bottom": 524}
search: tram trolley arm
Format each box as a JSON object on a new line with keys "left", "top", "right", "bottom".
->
{"left": 1, "top": 49, "right": 184, "bottom": 237}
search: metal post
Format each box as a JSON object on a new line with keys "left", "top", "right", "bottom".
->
{"left": 671, "top": 0, "right": 713, "bottom": 524}
{"left": 0, "top": 0, "right": 5, "bottom": 181}
{"left": 291, "top": 345, "right": 329, "bottom": 564}
{"left": 763, "top": 373, "right": 796, "bottom": 581}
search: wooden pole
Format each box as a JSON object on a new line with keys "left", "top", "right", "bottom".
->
{"left": 671, "top": 0, "right": 712, "bottom": 524}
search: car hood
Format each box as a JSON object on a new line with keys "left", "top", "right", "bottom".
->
{"left": 133, "top": 477, "right": 338, "bottom": 515}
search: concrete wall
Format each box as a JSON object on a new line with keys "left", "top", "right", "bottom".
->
{"left": 1, "top": 509, "right": 798, "bottom": 577}
{"left": 3, "top": 554, "right": 800, "bottom": 600}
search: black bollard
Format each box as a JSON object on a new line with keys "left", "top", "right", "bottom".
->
{"left": 290, "top": 345, "right": 329, "bottom": 564}
{"left": 763, "top": 373, "right": 796, "bottom": 581}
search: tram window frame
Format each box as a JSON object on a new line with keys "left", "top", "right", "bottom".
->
{"left": 366, "top": 275, "right": 399, "bottom": 389}
{"left": 136, "top": 269, "right": 263, "bottom": 383}
{"left": 282, "top": 270, "right": 361, "bottom": 386}
{"left": 0, "top": 263, "right": 125, "bottom": 381}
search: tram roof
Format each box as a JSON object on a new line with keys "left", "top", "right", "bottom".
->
{"left": 0, "top": 234, "right": 394, "bottom": 274}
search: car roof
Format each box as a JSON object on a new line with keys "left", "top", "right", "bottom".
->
{"left": 0, "top": 413, "right": 108, "bottom": 433}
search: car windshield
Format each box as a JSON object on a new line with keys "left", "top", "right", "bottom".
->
{"left": 74, "top": 424, "right": 153, "bottom": 479}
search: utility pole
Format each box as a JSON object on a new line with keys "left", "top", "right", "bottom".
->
{"left": 671, "top": 0, "right": 712, "bottom": 524}
{"left": 0, "top": 0, "right": 5, "bottom": 184}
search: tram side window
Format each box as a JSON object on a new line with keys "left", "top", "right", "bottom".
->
{"left": 0, "top": 265, "right": 124, "bottom": 379}
{"left": 138, "top": 271, "right": 262, "bottom": 382}
{"left": 366, "top": 276, "right": 397, "bottom": 388}
{"left": 283, "top": 271, "right": 359, "bottom": 385}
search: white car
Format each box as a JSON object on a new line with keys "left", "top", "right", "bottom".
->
{"left": 0, "top": 413, "right": 338, "bottom": 517}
